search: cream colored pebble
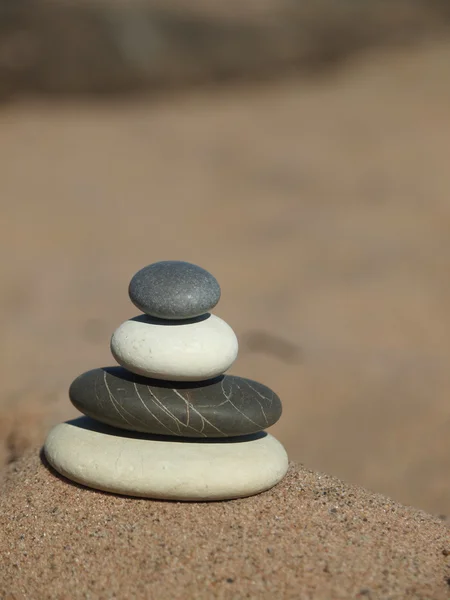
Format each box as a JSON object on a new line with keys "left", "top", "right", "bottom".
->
{"left": 44, "top": 418, "right": 289, "bottom": 501}
{"left": 110, "top": 314, "right": 238, "bottom": 381}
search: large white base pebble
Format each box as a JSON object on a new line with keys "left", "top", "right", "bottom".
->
{"left": 110, "top": 314, "right": 238, "bottom": 381}
{"left": 44, "top": 418, "right": 289, "bottom": 501}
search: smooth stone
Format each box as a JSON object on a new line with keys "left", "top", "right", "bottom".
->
{"left": 128, "top": 261, "right": 221, "bottom": 320}
{"left": 44, "top": 417, "right": 289, "bottom": 501}
{"left": 69, "top": 367, "right": 282, "bottom": 437}
{"left": 110, "top": 314, "right": 238, "bottom": 381}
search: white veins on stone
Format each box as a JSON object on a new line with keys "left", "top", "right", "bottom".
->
{"left": 69, "top": 367, "right": 282, "bottom": 438}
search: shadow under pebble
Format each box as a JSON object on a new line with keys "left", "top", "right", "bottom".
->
{"left": 62, "top": 415, "right": 268, "bottom": 443}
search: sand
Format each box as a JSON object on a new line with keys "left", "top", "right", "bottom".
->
{"left": 1, "top": 0, "right": 450, "bottom": 99}
{"left": 2, "top": 38, "right": 450, "bottom": 516}
{"left": 2, "top": 12, "right": 450, "bottom": 599}
{"left": 2, "top": 5, "right": 450, "bottom": 597}
{"left": 0, "top": 451, "right": 449, "bottom": 599}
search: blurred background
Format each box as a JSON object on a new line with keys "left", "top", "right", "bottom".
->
{"left": 1, "top": 0, "right": 450, "bottom": 516}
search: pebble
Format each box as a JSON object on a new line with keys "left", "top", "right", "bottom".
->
{"left": 69, "top": 366, "right": 282, "bottom": 437}
{"left": 128, "top": 261, "right": 221, "bottom": 320}
{"left": 44, "top": 417, "right": 289, "bottom": 500}
{"left": 110, "top": 314, "right": 238, "bottom": 381}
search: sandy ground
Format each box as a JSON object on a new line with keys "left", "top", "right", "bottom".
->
{"left": 1, "top": 0, "right": 449, "bottom": 98}
{"left": 1, "top": 39, "right": 450, "bottom": 519}
{"left": 1, "top": 452, "right": 449, "bottom": 599}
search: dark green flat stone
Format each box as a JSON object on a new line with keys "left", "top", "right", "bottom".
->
{"left": 69, "top": 367, "right": 282, "bottom": 438}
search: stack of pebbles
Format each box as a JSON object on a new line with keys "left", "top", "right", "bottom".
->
{"left": 44, "top": 261, "right": 289, "bottom": 501}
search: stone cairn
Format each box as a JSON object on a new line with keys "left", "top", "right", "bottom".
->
{"left": 44, "top": 261, "right": 288, "bottom": 500}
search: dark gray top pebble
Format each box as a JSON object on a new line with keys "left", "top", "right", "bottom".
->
{"left": 128, "top": 261, "right": 221, "bottom": 320}
{"left": 69, "top": 367, "right": 282, "bottom": 438}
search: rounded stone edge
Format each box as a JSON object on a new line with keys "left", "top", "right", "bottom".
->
{"left": 43, "top": 423, "right": 289, "bottom": 501}
{"left": 108, "top": 315, "right": 239, "bottom": 381}
{"left": 128, "top": 261, "right": 221, "bottom": 320}
{"left": 67, "top": 367, "right": 282, "bottom": 438}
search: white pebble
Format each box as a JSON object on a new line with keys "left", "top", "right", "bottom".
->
{"left": 110, "top": 314, "right": 238, "bottom": 381}
{"left": 44, "top": 418, "right": 289, "bottom": 501}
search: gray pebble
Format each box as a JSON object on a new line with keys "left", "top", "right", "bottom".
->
{"left": 128, "top": 261, "right": 221, "bottom": 320}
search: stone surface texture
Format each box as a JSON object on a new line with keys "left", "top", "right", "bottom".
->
{"left": 69, "top": 367, "right": 282, "bottom": 437}
{"left": 128, "top": 261, "right": 221, "bottom": 320}
{"left": 44, "top": 417, "right": 289, "bottom": 500}
{"left": 110, "top": 314, "right": 238, "bottom": 381}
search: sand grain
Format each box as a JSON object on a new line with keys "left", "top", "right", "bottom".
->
{"left": 1, "top": 451, "right": 449, "bottom": 599}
